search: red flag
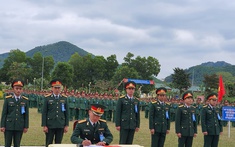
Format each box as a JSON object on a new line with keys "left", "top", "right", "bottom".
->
{"left": 218, "top": 75, "right": 225, "bottom": 102}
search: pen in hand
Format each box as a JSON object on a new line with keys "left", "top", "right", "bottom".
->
{"left": 83, "top": 138, "right": 91, "bottom": 146}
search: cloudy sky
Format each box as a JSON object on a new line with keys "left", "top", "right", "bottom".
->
{"left": 1, "top": 0, "right": 235, "bottom": 79}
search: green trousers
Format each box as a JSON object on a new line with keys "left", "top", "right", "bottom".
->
{"left": 119, "top": 129, "right": 135, "bottom": 144}
{"left": 45, "top": 128, "right": 64, "bottom": 147}
{"left": 151, "top": 132, "right": 166, "bottom": 147}
{"left": 203, "top": 135, "right": 219, "bottom": 147}
{"left": 4, "top": 130, "right": 23, "bottom": 147}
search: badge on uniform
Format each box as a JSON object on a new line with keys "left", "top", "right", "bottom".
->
{"left": 99, "top": 132, "right": 105, "bottom": 141}
{"left": 192, "top": 113, "right": 196, "bottom": 122}
{"left": 21, "top": 106, "right": 25, "bottom": 114}
{"left": 61, "top": 103, "right": 66, "bottom": 111}
{"left": 166, "top": 110, "right": 169, "bottom": 119}
{"left": 217, "top": 113, "right": 221, "bottom": 120}
{"left": 135, "top": 104, "right": 138, "bottom": 113}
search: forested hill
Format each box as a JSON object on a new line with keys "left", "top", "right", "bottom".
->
{"left": 164, "top": 61, "right": 235, "bottom": 85}
{"left": 26, "top": 41, "right": 92, "bottom": 63}
{"left": 0, "top": 41, "right": 93, "bottom": 67}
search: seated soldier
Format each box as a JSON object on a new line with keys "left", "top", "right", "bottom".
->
{"left": 71, "top": 104, "right": 113, "bottom": 146}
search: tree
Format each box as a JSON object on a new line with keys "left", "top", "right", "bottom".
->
{"left": 68, "top": 52, "right": 84, "bottom": 89}
{"left": 51, "top": 62, "right": 74, "bottom": 88}
{"left": 0, "top": 49, "right": 27, "bottom": 82}
{"left": 7, "top": 62, "right": 32, "bottom": 83}
{"left": 92, "top": 56, "right": 106, "bottom": 81}
{"left": 122, "top": 52, "right": 160, "bottom": 79}
{"left": 203, "top": 74, "right": 218, "bottom": 94}
{"left": 104, "top": 55, "right": 119, "bottom": 80}
{"left": 112, "top": 66, "right": 140, "bottom": 91}
{"left": 171, "top": 67, "right": 191, "bottom": 94}
{"left": 27, "top": 52, "right": 54, "bottom": 84}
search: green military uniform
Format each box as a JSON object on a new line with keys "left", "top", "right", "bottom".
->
{"left": 175, "top": 105, "right": 197, "bottom": 147}
{"left": 144, "top": 101, "right": 150, "bottom": 118}
{"left": 68, "top": 96, "right": 76, "bottom": 121}
{"left": 201, "top": 100, "right": 223, "bottom": 147}
{"left": 1, "top": 94, "right": 29, "bottom": 147}
{"left": 112, "top": 98, "right": 117, "bottom": 123}
{"left": 41, "top": 93, "right": 69, "bottom": 147}
{"left": 79, "top": 97, "right": 89, "bottom": 119}
{"left": 149, "top": 100, "right": 170, "bottom": 147}
{"left": 170, "top": 102, "right": 178, "bottom": 122}
{"left": 193, "top": 103, "right": 203, "bottom": 125}
{"left": 37, "top": 94, "right": 44, "bottom": 113}
{"left": 74, "top": 96, "right": 80, "bottom": 120}
{"left": 115, "top": 95, "right": 140, "bottom": 144}
{"left": 71, "top": 119, "right": 113, "bottom": 145}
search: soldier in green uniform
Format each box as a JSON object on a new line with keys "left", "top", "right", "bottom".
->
{"left": 144, "top": 99, "right": 151, "bottom": 119}
{"left": 71, "top": 104, "right": 113, "bottom": 146}
{"left": 194, "top": 98, "right": 203, "bottom": 125}
{"left": 74, "top": 92, "right": 81, "bottom": 120}
{"left": 149, "top": 87, "right": 170, "bottom": 147}
{"left": 115, "top": 81, "right": 140, "bottom": 144}
{"left": 79, "top": 91, "right": 88, "bottom": 119}
{"left": 170, "top": 98, "right": 178, "bottom": 122}
{"left": 41, "top": 79, "right": 69, "bottom": 147}
{"left": 68, "top": 90, "right": 76, "bottom": 121}
{"left": 175, "top": 91, "right": 197, "bottom": 147}
{"left": 201, "top": 93, "right": 223, "bottom": 147}
{"left": 112, "top": 94, "right": 118, "bottom": 123}
{"left": 0, "top": 79, "right": 29, "bottom": 147}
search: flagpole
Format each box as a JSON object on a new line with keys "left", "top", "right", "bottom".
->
{"left": 228, "top": 121, "right": 230, "bottom": 138}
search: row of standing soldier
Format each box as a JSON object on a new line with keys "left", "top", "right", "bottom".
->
{"left": 1, "top": 80, "right": 231, "bottom": 146}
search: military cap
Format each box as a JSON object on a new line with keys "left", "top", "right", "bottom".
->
{"left": 90, "top": 104, "right": 106, "bottom": 116}
{"left": 11, "top": 79, "right": 24, "bottom": 87}
{"left": 206, "top": 92, "right": 218, "bottom": 100}
{"left": 125, "top": 81, "right": 136, "bottom": 89}
{"left": 50, "top": 79, "right": 62, "bottom": 87}
{"left": 156, "top": 87, "right": 167, "bottom": 95}
{"left": 182, "top": 91, "right": 193, "bottom": 100}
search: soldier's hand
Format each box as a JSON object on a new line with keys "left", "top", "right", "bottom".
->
{"left": 220, "top": 132, "right": 223, "bottom": 135}
{"left": 135, "top": 127, "right": 139, "bottom": 132}
{"left": 150, "top": 129, "right": 154, "bottom": 134}
{"left": 96, "top": 141, "right": 106, "bottom": 146}
{"left": 177, "top": 133, "right": 181, "bottom": 138}
{"left": 193, "top": 133, "right": 197, "bottom": 137}
{"left": 64, "top": 126, "right": 69, "bottom": 133}
{"left": 203, "top": 132, "right": 208, "bottom": 135}
{"left": 82, "top": 139, "right": 91, "bottom": 146}
{"left": 116, "top": 126, "right": 120, "bottom": 131}
{"left": 23, "top": 128, "right": 28, "bottom": 133}
{"left": 166, "top": 130, "right": 170, "bottom": 134}
{"left": 43, "top": 126, "right": 48, "bottom": 133}
{"left": 0, "top": 127, "right": 5, "bottom": 132}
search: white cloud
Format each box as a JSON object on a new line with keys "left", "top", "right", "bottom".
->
{"left": 0, "top": 0, "right": 235, "bottom": 80}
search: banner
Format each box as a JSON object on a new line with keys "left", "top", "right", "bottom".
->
{"left": 123, "top": 78, "right": 155, "bottom": 85}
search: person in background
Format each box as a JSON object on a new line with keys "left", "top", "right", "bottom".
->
{"left": 149, "top": 87, "right": 170, "bottom": 147}
{"left": 115, "top": 81, "right": 140, "bottom": 144}
{"left": 201, "top": 92, "right": 223, "bottom": 147}
{"left": 175, "top": 91, "right": 197, "bottom": 147}
{"left": 41, "top": 79, "right": 69, "bottom": 147}
{"left": 0, "top": 79, "right": 29, "bottom": 147}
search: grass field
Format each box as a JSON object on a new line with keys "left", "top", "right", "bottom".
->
{"left": 0, "top": 100, "right": 235, "bottom": 147}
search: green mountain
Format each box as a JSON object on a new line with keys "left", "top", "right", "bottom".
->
{"left": 164, "top": 61, "right": 235, "bottom": 85}
{"left": 0, "top": 41, "right": 93, "bottom": 67}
